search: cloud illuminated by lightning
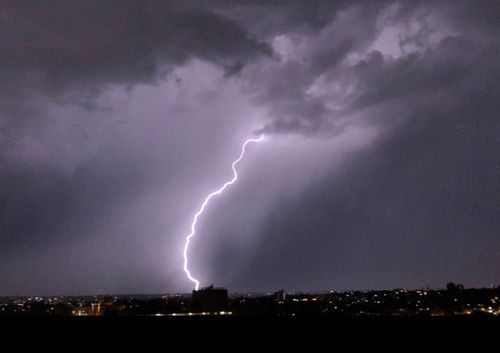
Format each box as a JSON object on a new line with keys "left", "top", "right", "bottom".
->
{"left": 182, "top": 135, "right": 264, "bottom": 290}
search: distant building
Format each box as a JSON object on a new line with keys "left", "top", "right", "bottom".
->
{"left": 192, "top": 285, "right": 228, "bottom": 312}
{"left": 273, "top": 290, "right": 286, "bottom": 303}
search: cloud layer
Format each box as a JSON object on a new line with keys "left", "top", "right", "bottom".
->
{"left": 1, "top": 0, "right": 499, "bottom": 294}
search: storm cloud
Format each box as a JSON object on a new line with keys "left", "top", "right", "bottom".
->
{"left": 1, "top": 0, "right": 499, "bottom": 295}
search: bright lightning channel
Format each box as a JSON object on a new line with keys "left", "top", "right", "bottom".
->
{"left": 182, "top": 135, "right": 264, "bottom": 290}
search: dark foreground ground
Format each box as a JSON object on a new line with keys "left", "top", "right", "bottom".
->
{"left": 1, "top": 315, "right": 497, "bottom": 347}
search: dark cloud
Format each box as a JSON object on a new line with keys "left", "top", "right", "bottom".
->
{"left": 1, "top": 0, "right": 499, "bottom": 294}
{"left": 247, "top": 0, "right": 500, "bottom": 136}
{"left": 0, "top": 0, "right": 270, "bottom": 98}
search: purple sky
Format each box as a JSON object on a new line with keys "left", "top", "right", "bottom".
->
{"left": 1, "top": 0, "right": 499, "bottom": 295}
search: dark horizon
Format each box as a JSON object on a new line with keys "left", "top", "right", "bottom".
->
{"left": 3, "top": 283, "right": 498, "bottom": 298}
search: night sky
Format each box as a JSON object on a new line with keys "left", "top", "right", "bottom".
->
{"left": 1, "top": 0, "right": 499, "bottom": 295}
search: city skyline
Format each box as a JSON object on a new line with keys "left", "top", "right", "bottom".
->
{"left": 2, "top": 283, "right": 499, "bottom": 318}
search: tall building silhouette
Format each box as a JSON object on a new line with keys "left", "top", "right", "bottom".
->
{"left": 191, "top": 285, "right": 228, "bottom": 312}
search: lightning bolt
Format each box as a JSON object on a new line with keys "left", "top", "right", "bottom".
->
{"left": 182, "top": 135, "right": 264, "bottom": 290}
